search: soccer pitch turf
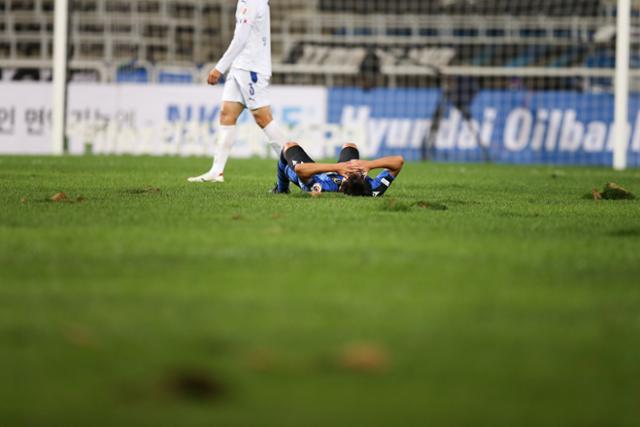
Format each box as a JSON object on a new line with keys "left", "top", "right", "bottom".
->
{"left": 1, "top": 155, "right": 639, "bottom": 427}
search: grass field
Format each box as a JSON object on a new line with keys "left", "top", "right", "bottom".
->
{"left": 1, "top": 155, "right": 639, "bottom": 427}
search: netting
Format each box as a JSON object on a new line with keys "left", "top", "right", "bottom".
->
{"left": 1, "top": 0, "right": 639, "bottom": 166}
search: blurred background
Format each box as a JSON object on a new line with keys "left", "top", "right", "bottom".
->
{"left": 1, "top": 0, "right": 639, "bottom": 164}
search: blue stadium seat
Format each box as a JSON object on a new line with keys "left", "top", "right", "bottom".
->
{"left": 418, "top": 28, "right": 438, "bottom": 37}
{"left": 353, "top": 27, "right": 373, "bottom": 36}
{"left": 585, "top": 50, "right": 614, "bottom": 88}
{"left": 506, "top": 46, "right": 548, "bottom": 67}
{"left": 549, "top": 49, "right": 581, "bottom": 67}
{"left": 386, "top": 27, "right": 412, "bottom": 37}
{"left": 586, "top": 51, "right": 615, "bottom": 68}
{"left": 471, "top": 46, "right": 497, "bottom": 66}
{"left": 157, "top": 70, "right": 193, "bottom": 84}
{"left": 453, "top": 28, "right": 478, "bottom": 38}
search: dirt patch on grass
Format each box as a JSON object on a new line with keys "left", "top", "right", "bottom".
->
{"left": 381, "top": 198, "right": 412, "bottom": 212}
{"left": 246, "top": 348, "right": 277, "bottom": 373}
{"left": 586, "top": 183, "right": 635, "bottom": 201}
{"left": 47, "top": 192, "right": 86, "bottom": 204}
{"left": 162, "top": 369, "right": 227, "bottom": 402}
{"left": 336, "top": 342, "right": 390, "bottom": 374}
{"left": 63, "top": 324, "right": 96, "bottom": 348}
{"left": 415, "top": 201, "right": 448, "bottom": 211}
{"left": 124, "top": 187, "right": 162, "bottom": 195}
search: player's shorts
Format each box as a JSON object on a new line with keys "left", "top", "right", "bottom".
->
{"left": 284, "top": 145, "right": 315, "bottom": 169}
{"left": 338, "top": 145, "right": 360, "bottom": 163}
{"left": 284, "top": 144, "right": 361, "bottom": 170}
{"left": 222, "top": 68, "right": 271, "bottom": 110}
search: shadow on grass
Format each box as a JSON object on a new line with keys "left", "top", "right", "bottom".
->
{"left": 381, "top": 199, "right": 448, "bottom": 212}
{"left": 609, "top": 228, "right": 640, "bottom": 238}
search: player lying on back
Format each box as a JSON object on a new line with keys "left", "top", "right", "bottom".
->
{"left": 272, "top": 142, "right": 404, "bottom": 197}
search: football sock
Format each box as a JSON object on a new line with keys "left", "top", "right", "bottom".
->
{"left": 210, "top": 125, "right": 237, "bottom": 176}
{"left": 262, "top": 120, "right": 288, "bottom": 155}
{"left": 277, "top": 151, "right": 290, "bottom": 193}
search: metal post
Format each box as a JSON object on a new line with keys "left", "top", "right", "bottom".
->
{"left": 52, "top": 0, "right": 69, "bottom": 155}
{"left": 614, "top": 0, "right": 630, "bottom": 171}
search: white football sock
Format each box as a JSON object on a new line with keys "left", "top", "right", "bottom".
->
{"left": 262, "top": 120, "right": 288, "bottom": 155}
{"left": 210, "top": 125, "right": 237, "bottom": 176}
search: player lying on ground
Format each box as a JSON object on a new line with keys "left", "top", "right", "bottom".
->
{"left": 272, "top": 142, "right": 404, "bottom": 197}
{"left": 189, "top": 0, "right": 287, "bottom": 183}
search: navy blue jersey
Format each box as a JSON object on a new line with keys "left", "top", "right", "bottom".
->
{"left": 276, "top": 157, "right": 395, "bottom": 197}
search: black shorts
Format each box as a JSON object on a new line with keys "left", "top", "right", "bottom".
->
{"left": 284, "top": 145, "right": 315, "bottom": 169}
{"left": 284, "top": 145, "right": 360, "bottom": 170}
{"left": 338, "top": 146, "right": 360, "bottom": 163}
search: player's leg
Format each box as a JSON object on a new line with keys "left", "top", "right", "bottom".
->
{"left": 188, "top": 71, "right": 245, "bottom": 183}
{"left": 188, "top": 101, "right": 244, "bottom": 182}
{"left": 283, "top": 142, "right": 315, "bottom": 167}
{"left": 252, "top": 107, "right": 287, "bottom": 155}
{"left": 241, "top": 71, "right": 288, "bottom": 154}
{"left": 211, "top": 101, "right": 245, "bottom": 176}
{"left": 284, "top": 142, "right": 317, "bottom": 186}
{"left": 273, "top": 147, "right": 292, "bottom": 194}
{"left": 271, "top": 142, "right": 315, "bottom": 193}
{"left": 337, "top": 143, "right": 360, "bottom": 163}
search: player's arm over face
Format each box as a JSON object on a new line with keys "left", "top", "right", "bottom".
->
{"left": 293, "top": 162, "right": 361, "bottom": 181}
{"left": 294, "top": 155, "right": 404, "bottom": 181}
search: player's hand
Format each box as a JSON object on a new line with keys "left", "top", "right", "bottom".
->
{"left": 336, "top": 161, "right": 362, "bottom": 177}
{"left": 207, "top": 68, "right": 222, "bottom": 85}
{"left": 349, "top": 160, "right": 371, "bottom": 174}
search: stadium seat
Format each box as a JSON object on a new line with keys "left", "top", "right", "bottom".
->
{"left": 318, "top": 0, "right": 602, "bottom": 16}
{"left": 506, "top": 46, "right": 549, "bottom": 68}
{"left": 114, "top": 61, "right": 152, "bottom": 83}
{"left": 548, "top": 48, "right": 584, "bottom": 68}
{"left": 155, "top": 63, "right": 197, "bottom": 84}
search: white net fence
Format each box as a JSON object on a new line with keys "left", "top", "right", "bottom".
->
{"left": 1, "top": 0, "right": 639, "bottom": 166}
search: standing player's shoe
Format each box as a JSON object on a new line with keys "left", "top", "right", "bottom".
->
{"left": 187, "top": 172, "right": 225, "bottom": 183}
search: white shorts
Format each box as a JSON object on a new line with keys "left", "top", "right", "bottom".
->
{"left": 221, "top": 68, "right": 271, "bottom": 110}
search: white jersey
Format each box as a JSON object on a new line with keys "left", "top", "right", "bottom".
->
{"left": 214, "top": 0, "right": 272, "bottom": 77}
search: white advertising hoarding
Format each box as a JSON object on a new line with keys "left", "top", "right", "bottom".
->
{"left": 0, "top": 84, "right": 52, "bottom": 154}
{"left": 0, "top": 83, "right": 345, "bottom": 158}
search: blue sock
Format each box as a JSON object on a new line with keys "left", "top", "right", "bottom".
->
{"left": 276, "top": 153, "right": 290, "bottom": 193}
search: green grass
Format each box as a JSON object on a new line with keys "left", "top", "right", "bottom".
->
{"left": 1, "top": 155, "right": 640, "bottom": 427}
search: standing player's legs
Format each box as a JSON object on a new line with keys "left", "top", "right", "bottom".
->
{"left": 188, "top": 71, "right": 247, "bottom": 182}
{"left": 244, "top": 71, "right": 287, "bottom": 154}
{"left": 188, "top": 101, "right": 244, "bottom": 182}
{"left": 252, "top": 106, "right": 287, "bottom": 155}
{"left": 209, "top": 101, "right": 245, "bottom": 180}
{"left": 189, "top": 69, "right": 288, "bottom": 183}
